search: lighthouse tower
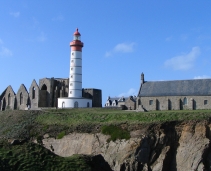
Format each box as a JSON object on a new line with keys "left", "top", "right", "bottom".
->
{"left": 58, "top": 28, "right": 92, "bottom": 108}
{"left": 69, "top": 28, "right": 83, "bottom": 98}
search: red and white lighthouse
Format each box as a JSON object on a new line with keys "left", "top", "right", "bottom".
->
{"left": 69, "top": 28, "right": 83, "bottom": 98}
{"left": 58, "top": 28, "right": 92, "bottom": 108}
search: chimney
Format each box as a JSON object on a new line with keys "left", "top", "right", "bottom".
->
{"left": 141, "top": 72, "right": 144, "bottom": 84}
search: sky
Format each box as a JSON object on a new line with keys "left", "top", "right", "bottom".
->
{"left": 0, "top": 1, "right": 211, "bottom": 105}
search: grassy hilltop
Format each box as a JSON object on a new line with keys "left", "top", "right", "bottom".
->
{"left": 1, "top": 108, "right": 211, "bottom": 140}
{"left": 1, "top": 108, "right": 211, "bottom": 170}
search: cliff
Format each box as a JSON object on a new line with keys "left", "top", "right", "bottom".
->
{"left": 41, "top": 121, "right": 211, "bottom": 171}
{"left": 1, "top": 109, "right": 211, "bottom": 170}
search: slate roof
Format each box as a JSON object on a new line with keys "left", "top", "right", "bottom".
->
{"left": 139, "top": 79, "right": 211, "bottom": 97}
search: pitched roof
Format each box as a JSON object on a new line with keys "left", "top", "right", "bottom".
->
{"left": 139, "top": 79, "right": 211, "bottom": 97}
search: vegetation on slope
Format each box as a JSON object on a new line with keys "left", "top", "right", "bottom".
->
{"left": 36, "top": 108, "right": 211, "bottom": 126}
{"left": 0, "top": 141, "right": 93, "bottom": 171}
{"left": 1, "top": 108, "right": 211, "bottom": 170}
{"left": 101, "top": 125, "right": 130, "bottom": 141}
{"left": 1, "top": 108, "right": 211, "bottom": 140}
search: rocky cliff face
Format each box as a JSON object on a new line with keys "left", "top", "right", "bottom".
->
{"left": 41, "top": 121, "right": 211, "bottom": 171}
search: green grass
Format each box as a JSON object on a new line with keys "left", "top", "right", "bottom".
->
{"left": 57, "top": 131, "right": 65, "bottom": 139}
{"left": 36, "top": 108, "right": 211, "bottom": 126}
{"left": 101, "top": 125, "right": 130, "bottom": 141}
{"left": 0, "top": 142, "right": 92, "bottom": 171}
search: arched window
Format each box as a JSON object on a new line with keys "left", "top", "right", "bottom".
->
{"left": 2, "top": 97, "right": 6, "bottom": 111}
{"left": 8, "top": 93, "right": 11, "bottom": 105}
{"left": 74, "top": 101, "right": 78, "bottom": 108}
{"left": 168, "top": 99, "right": 171, "bottom": 110}
{"left": 32, "top": 87, "right": 35, "bottom": 99}
{"left": 87, "top": 102, "right": 89, "bottom": 107}
{"left": 183, "top": 97, "right": 187, "bottom": 105}
{"left": 20, "top": 92, "right": 23, "bottom": 105}
{"left": 62, "top": 101, "right": 65, "bottom": 108}
{"left": 41, "top": 84, "right": 47, "bottom": 90}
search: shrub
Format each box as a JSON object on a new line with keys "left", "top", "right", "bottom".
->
{"left": 57, "top": 131, "right": 65, "bottom": 139}
{"left": 101, "top": 125, "right": 130, "bottom": 142}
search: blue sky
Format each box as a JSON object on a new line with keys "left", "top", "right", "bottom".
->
{"left": 0, "top": 1, "right": 211, "bottom": 105}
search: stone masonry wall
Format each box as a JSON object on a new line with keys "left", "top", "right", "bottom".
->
{"left": 139, "top": 95, "right": 211, "bottom": 111}
{"left": 1, "top": 86, "right": 16, "bottom": 110}
{"left": 29, "top": 80, "right": 39, "bottom": 109}
{"left": 16, "top": 84, "right": 29, "bottom": 110}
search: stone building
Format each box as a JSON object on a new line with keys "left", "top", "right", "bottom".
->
{"left": 0, "top": 77, "right": 102, "bottom": 111}
{"left": 137, "top": 73, "right": 211, "bottom": 111}
{"left": 105, "top": 96, "right": 136, "bottom": 110}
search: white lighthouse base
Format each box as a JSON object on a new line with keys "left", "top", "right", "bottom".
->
{"left": 58, "top": 97, "right": 92, "bottom": 108}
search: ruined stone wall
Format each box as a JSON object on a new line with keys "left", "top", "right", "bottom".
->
{"left": 1, "top": 86, "right": 16, "bottom": 110}
{"left": 83, "top": 89, "right": 102, "bottom": 107}
{"left": 39, "top": 78, "right": 52, "bottom": 107}
{"left": 29, "top": 80, "right": 39, "bottom": 109}
{"left": 16, "top": 84, "right": 29, "bottom": 110}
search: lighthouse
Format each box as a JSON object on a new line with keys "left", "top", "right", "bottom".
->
{"left": 69, "top": 28, "right": 83, "bottom": 98}
{"left": 58, "top": 28, "right": 92, "bottom": 108}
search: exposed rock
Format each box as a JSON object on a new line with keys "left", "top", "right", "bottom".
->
{"left": 41, "top": 121, "right": 211, "bottom": 171}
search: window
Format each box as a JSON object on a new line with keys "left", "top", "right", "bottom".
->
{"left": 32, "top": 87, "right": 35, "bottom": 99}
{"left": 20, "top": 92, "right": 23, "bottom": 105}
{"left": 62, "top": 102, "right": 65, "bottom": 108}
{"left": 71, "top": 68, "right": 73, "bottom": 70}
{"left": 8, "top": 93, "right": 11, "bottom": 105}
{"left": 71, "top": 75, "right": 73, "bottom": 78}
{"left": 41, "top": 84, "right": 47, "bottom": 90}
{"left": 183, "top": 97, "right": 187, "bottom": 105}
{"left": 70, "top": 91, "right": 72, "bottom": 94}
{"left": 70, "top": 83, "right": 73, "bottom": 86}
{"left": 149, "top": 100, "right": 153, "bottom": 105}
{"left": 168, "top": 99, "right": 172, "bottom": 110}
{"left": 204, "top": 100, "right": 208, "bottom": 105}
{"left": 71, "top": 60, "right": 74, "bottom": 63}
{"left": 87, "top": 102, "right": 90, "bottom": 107}
{"left": 74, "top": 101, "right": 78, "bottom": 108}
{"left": 72, "top": 52, "right": 74, "bottom": 56}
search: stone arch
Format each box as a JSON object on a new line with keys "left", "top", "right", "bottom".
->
{"left": 179, "top": 99, "right": 183, "bottom": 110}
{"left": 74, "top": 101, "right": 78, "bottom": 108}
{"left": 20, "top": 92, "right": 23, "bottom": 105}
{"left": 183, "top": 97, "right": 187, "bottom": 105}
{"left": 8, "top": 93, "right": 11, "bottom": 106}
{"left": 156, "top": 99, "right": 160, "bottom": 110}
{"left": 32, "top": 87, "right": 35, "bottom": 99}
{"left": 62, "top": 101, "right": 65, "bottom": 108}
{"left": 138, "top": 99, "right": 141, "bottom": 105}
{"left": 168, "top": 99, "right": 171, "bottom": 110}
{"left": 2, "top": 97, "right": 6, "bottom": 111}
{"left": 29, "top": 79, "right": 39, "bottom": 109}
{"left": 41, "top": 84, "right": 47, "bottom": 90}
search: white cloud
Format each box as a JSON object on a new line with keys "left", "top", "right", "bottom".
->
{"left": 37, "top": 32, "right": 47, "bottom": 42}
{"left": 118, "top": 88, "right": 137, "bottom": 97}
{"left": 114, "top": 43, "right": 135, "bottom": 53}
{"left": 0, "top": 46, "right": 12, "bottom": 57}
{"left": 164, "top": 46, "right": 200, "bottom": 70}
{"left": 52, "top": 15, "right": 64, "bottom": 21}
{"left": 10, "top": 12, "right": 20, "bottom": 18}
{"left": 194, "top": 75, "right": 210, "bottom": 79}
{"left": 0, "top": 39, "right": 12, "bottom": 57}
{"left": 105, "top": 42, "right": 135, "bottom": 57}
